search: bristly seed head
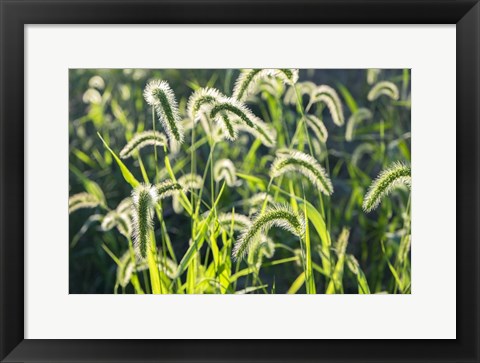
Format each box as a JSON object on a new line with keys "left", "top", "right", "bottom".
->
{"left": 119, "top": 130, "right": 168, "bottom": 159}
{"left": 367, "top": 81, "right": 399, "bottom": 101}
{"left": 155, "top": 179, "right": 184, "bottom": 199}
{"left": 144, "top": 80, "right": 184, "bottom": 144}
{"left": 345, "top": 108, "right": 372, "bottom": 142}
{"left": 309, "top": 85, "right": 345, "bottom": 126}
{"left": 131, "top": 184, "right": 158, "bottom": 259}
{"left": 209, "top": 97, "right": 276, "bottom": 147}
{"left": 304, "top": 114, "right": 328, "bottom": 143}
{"left": 270, "top": 150, "right": 333, "bottom": 196}
{"left": 213, "top": 159, "right": 238, "bottom": 187}
{"left": 68, "top": 192, "right": 100, "bottom": 214}
{"left": 362, "top": 162, "right": 411, "bottom": 212}
{"left": 232, "top": 203, "right": 305, "bottom": 261}
{"left": 233, "top": 69, "right": 299, "bottom": 101}
{"left": 187, "top": 87, "right": 224, "bottom": 122}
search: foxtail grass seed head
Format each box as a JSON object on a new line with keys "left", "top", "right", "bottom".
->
{"left": 284, "top": 81, "right": 317, "bottom": 105}
{"left": 131, "top": 184, "right": 158, "bottom": 259}
{"left": 144, "top": 80, "right": 184, "bottom": 144}
{"left": 363, "top": 162, "right": 411, "bottom": 212}
{"left": 233, "top": 203, "right": 305, "bottom": 260}
{"left": 304, "top": 114, "right": 328, "bottom": 143}
{"left": 119, "top": 130, "right": 168, "bottom": 159}
{"left": 69, "top": 192, "right": 100, "bottom": 214}
{"left": 209, "top": 97, "right": 276, "bottom": 147}
{"left": 101, "top": 211, "right": 118, "bottom": 231}
{"left": 235, "top": 118, "right": 277, "bottom": 148}
{"left": 88, "top": 75, "right": 105, "bottom": 90}
{"left": 367, "top": 69, "right": 381, "bottom": 85}
{"left": 82, "top": 88, "right": 102, "bottom": 105}
{"left": 155, "top": 179, "right": 184, "bottom": 199}
{"left": 367, "top": 81, "right": 399, "bottom": 101}
{"left": 178, "top": 173, "right": 202, "bottom": 191}
{"left": 346, "top": 254, "right": 360, "bottom": 275}
{"left": 214, "top": 112, "right": 238, "bottom": 141}
{"left": 270, "top": 150, "right": 333, "bottom": 196}
{"left": 256, "top": 77, "right": 285, "bottom": 100}
{"left": 187, "top": 87, "right": 224, "bottom": 122}
{"left": 335, "top": 228, "right": 350, "bottom": 256}
{"left": 345, "top": 108, "right": 373, "bottom": 142}
{"left": 309, "top": 85, "right": 344, "bottom": 126}
{"left": 213, "top": 159, "right": 238, "bottom": 187}
{"left": 217, "top": 212, "right": 252, "bottom": 232}
{"left": 233, "top": 69, "right": 299, "bottom": 101}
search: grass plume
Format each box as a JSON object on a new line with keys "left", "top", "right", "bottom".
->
{"left": 233, "top": 203, "right": 305, "bottom": 260}
{"left": 69, "top": 193, "right": 100, "bottom": 214}
{"left": 363, "top": 162, "right": 411, "bottom": 212}
{"left": 214, "top": 159, "right": 238, "bottom": 187}
{"left": 210, "top": 98, "right": 276, "bottom": 147}
{"left": 305, "top": 114, "right": 328, "bottom": 143}
{"left": 270, "top": 150, "right": 333, "bottom": 195}
{"left": 233, "top": 69, "right": 299, "bottom": 101}
{"left": 119, "top": 130, "right": 168, "bottom": 159}
{"left": 131, "top": 184, "right": 158, "bottom": 259}
{"left": 367, "top": 81, "right": 399, "bottom": 101}
{"left": 308, "top": 85, "right": 345, "bottom": 126}
{"left": 345, "top": 108, "right": 373, "bottom": 142}
{"left": 144, "top": 80, "right": 184, "bottom": 144}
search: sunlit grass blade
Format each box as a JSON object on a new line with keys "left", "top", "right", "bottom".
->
{"left": 98, "top": 133, "right": 140, "bottom": 188}
{"left": 326, "top": 228, "right": 349, "bottom": 294}
{"left": 346, "top": 254, "right": 370, "bottom": 294}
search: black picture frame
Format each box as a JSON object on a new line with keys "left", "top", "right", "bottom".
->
{"left": 1, "top": 1, "right": 479, "bottom": 362}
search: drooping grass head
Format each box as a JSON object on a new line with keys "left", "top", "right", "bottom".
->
{"left": 144, "top": 80, "right": 184, "bottom": 144}
{"left": 367, "top": 81, "right": 399, "bottom": 101}
{"left": 309, "top": 85, "right": 345, "bottom": 126}
{"left": 209, "top": 97, "right": 276, "bottom": 147}
{"left": 270, "top": 150, "right": 333, "bottom": 196}
{"left": 233, "top": 68, "right": 299, "bottom": 101}
{"left": 363, "top": 162, "right": 411, "bottom": 212}
{"left": 119, "top": 130, "right": 168, "bottom": 159}
{"left": 213, "top": 159, "right": 238, "bottom": 187}
{"left": 233, "top": 203, "right": 305, "bottom": 260}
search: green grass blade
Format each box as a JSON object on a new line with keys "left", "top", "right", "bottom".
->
{"left": 287, "top": 272, "right": 305, "bottom": 294}
{"left": 98, "top": 132, "right": 140, "bottom": 188}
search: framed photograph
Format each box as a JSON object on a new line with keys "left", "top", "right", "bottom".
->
{"left": 1, "top": 0, "right": 479, "bottom": 362}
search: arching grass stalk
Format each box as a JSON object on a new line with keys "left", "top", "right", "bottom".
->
{"left": 233, "top": 203, "right": 305, "bottom": 260}
{"left": 362, "top": 162, "right": 411, "bottom": 212}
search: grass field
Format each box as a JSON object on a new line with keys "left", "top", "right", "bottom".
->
{"left": 69, "top": 68, "right": 411, "bottom": 294}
